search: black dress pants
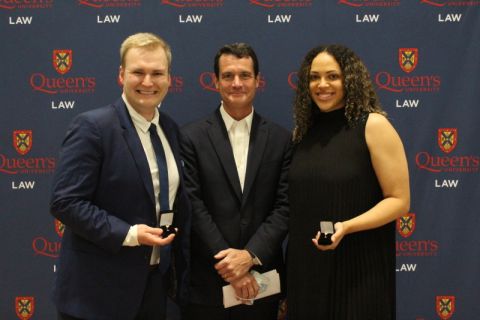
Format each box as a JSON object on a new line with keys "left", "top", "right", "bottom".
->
{"left": 57, "top": 267, "right": 167, "bottom": 320}
{"left": 185, "top": 299, "right": 279, "bottom": 320}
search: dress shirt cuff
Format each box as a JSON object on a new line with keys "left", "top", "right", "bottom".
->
{"left": 247, "top": 250, "right": 262, "bottom": 266}
{"left": 122, "top": 225, "right": 140, "bottom": 246}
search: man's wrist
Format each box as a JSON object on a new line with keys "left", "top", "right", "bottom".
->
{"left": 122, "top": 225, "right": 140, "bottom": 246}
{"left": 246, "top": 249, "right": 261, "bottom": 266}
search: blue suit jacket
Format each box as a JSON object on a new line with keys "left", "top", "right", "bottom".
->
{"left": 181, "top": 108, "right": 291, "bottom": 306}
{"left": 50, "top": 98, "right": 190, "bottom": 320}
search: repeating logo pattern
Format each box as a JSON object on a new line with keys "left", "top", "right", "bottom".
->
{"left": 375, "top": 48, "right": 441, "bottom": 93}
{"left": 32, "top": 218, "right": 62, "bottom": 258}
{"left": 78, "top": 0, "right": 141, "bottom": 8}
{"left": 161, "top": 0, "right": 223, "bottom": 8}
{"left": 55, "top": 219, "right": 65, "bottom": 238}
{"left": 29, "top": 49, "right": 96, "bottom": 94}
{"left": 436, "top": 296, "right": 455, "bottom": 319}
{"left": 0, "top": 0, "right": 53, "bottom": 9}
{"left": 338, "top": 0, "right": 400, "bottom": 7}
{"left": 415, "top": 128, "right": 479, "bottom": 173}
{"left": 421, "top": 0, "right": 480, "bottom": 6}
{"left": 396, "top": 213, "right": 439, "bottom": 257}
{"left": 13, "top": 130, "right": 32, "bottom": 155}
{"left": 1, "top": 130, "right": 56, "bottom": 175}
{"left": 437, "top": 128, "right": 457, "bottom": 154}
{"left": 397, "top": 213, "right": 416, "bottom": 238}
{"left": 249, "top": 0, "right": 312, "bottom": 8}
{"left": 53, "top": 50, "right": 72, "bottom": 75}
{"left": 399, "top": 48, "right": 418, "bottom": 73}
{"left": 15, "top": 297, "right": 34, "bottom": 320}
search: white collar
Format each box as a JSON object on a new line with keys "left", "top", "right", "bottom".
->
{"left": 122, "top": 93, "right": 160, "bottom": 133}
{"left": 219, "top": 102, "right": 254, "bottom": 133}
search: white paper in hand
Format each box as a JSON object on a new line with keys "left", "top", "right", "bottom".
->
{"left": 222, "top": 269, "right": 281, "bottom": 308}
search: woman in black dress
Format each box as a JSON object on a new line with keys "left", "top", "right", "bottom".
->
{"left": 287, "top": 45, "right": 410, "bottom": 319}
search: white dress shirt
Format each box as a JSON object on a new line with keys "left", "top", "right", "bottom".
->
{"left": 219, "top": 103, "right": 253, "bottom": 191}
{"left": 121, "top": 94, "right": 179, "bottom": 265}
{"left": 220, "top": 103, "right": 262, "bottom": 265}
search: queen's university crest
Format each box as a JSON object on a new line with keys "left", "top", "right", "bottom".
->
{"left": 53, "top": 49, "right": 72, "bottom": 75}
{"left": 13, "top": 130, "right": 32, "bottom": 155}
{"left": 399, "top": 48, "right": 418, "bottom": 73}
{"left": 436, "top": 295, "right": 455, "bottom": 319}
{"left": 397, "top": 213, "right": 416, "bottom": 238}
{"left": 438, "top": 128, "right": 457, "bottom": 154}
{"left": 55, "top": 219, "right": 65, "bottom": 238}
{"left": 15, "top": 296, "right": 34, "bottom": 320}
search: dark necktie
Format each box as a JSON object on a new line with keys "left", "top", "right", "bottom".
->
{"left": 148, "top": 123, "right": 171, "bottom": 273}
{"left": 149, "top": 123, "right": 170, "bottom": 212}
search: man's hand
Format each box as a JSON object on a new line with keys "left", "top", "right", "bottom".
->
{"left": 214, "top": 248, "right": 253, "bottom": 283}
{"left": 137, "top": 224, "right": 175, "bottom": 246}
{"left": 230, "top": 273, "right": 259, "bottom": 303}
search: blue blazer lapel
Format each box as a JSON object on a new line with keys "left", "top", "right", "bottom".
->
{"left": 242, "top": 113, "right": 267, "bottom": 207}
{"left": 113, "top": 99, "right": 155, "bottom": 205}
{"left": 207, "top": 110, "right": 242, "bottom": 202}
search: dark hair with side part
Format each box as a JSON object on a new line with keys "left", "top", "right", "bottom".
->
{"left": 214, "top": 43, "right": 259, "bottom": 77}
{"left": 292, "top": 44, "right": 386, "bottom": 143}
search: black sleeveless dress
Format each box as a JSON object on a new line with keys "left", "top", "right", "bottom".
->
{"left": 287, "top": 108, "right": 395, "bottom": 320}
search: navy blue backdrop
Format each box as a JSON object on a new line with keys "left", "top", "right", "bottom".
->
{"left": 1, "top": 1, "right": 479, "bottom": 319}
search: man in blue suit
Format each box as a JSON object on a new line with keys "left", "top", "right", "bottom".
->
{"left": 181, "top": 43, "right": 291, "bottom": 320}
{"left": 50, "top": 33, "right": 190, "bottom": 320}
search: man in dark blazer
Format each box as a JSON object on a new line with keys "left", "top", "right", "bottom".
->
{"left": 50, "top": 33, "right": 190, "bottom": 320}
{"left": 181, "top": 43, "right": 291, "bottom": 320}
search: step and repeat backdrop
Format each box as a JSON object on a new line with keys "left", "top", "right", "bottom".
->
{"left": 1, "top": 1, "right": 479, "bottom": 319}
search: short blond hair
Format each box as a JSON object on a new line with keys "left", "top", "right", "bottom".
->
{"left": 120, "top": 32, "right": 172, "bottom": 69}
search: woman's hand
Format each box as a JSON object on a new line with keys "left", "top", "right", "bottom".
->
{"left": 312, "top": 221, "right": 345, "bottom": 251}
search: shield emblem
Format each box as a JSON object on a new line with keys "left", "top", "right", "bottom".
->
{"left": 397, "top": 213, "right": 416, "bottom": 238}
{"left": 438, "top": 128, "right": 457, "bottom": 154}
{"left": 13, "top": 130, "right": 32, "bottom": 155}
{"left": 399, "top": 48, "right": 418, "bottom": 73}
{"left": 54, "top": 219, "right": 65, "bottom": 238}
{"left": 15, "top": 296, "right": 35, "bottom": 320}
{"left": 53, "top": 49, "right": 72, "bottom": 75}
{"left": 436, "top": 296, "right": 455, "bottom": 319}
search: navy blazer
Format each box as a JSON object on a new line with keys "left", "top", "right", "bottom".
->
{"left": 181, "top": 108, "right": 291, "bottom": 306}
{"left": 50, "top": 98, "right": 190, "bottom": 320}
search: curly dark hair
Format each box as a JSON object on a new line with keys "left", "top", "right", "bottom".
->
{"left": 292, "top": 44, "right": 385, "bottom": 143}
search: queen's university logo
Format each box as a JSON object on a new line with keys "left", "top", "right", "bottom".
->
{"left": 438, "top": 128, "right": 457, "bottom": 154}
{"left": 399, "top": 48, "right": 418, "bottom": 73}
{"left": 15, "top": 296, "right": 34, "bottom": 320}
{"left": 53, "top": 49, "right": 72, "bottom": 75}
{"left": 13, "top": 130, "right": 32, "bottom": 155}
{"left": 436, "top": 295, "right": 455, "bottom": 319}
{"left": 55, "top": 219, "right": 65, "bottom": 238}
{"left": 397, "top": 213, "right": 416, "bottom": 238}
